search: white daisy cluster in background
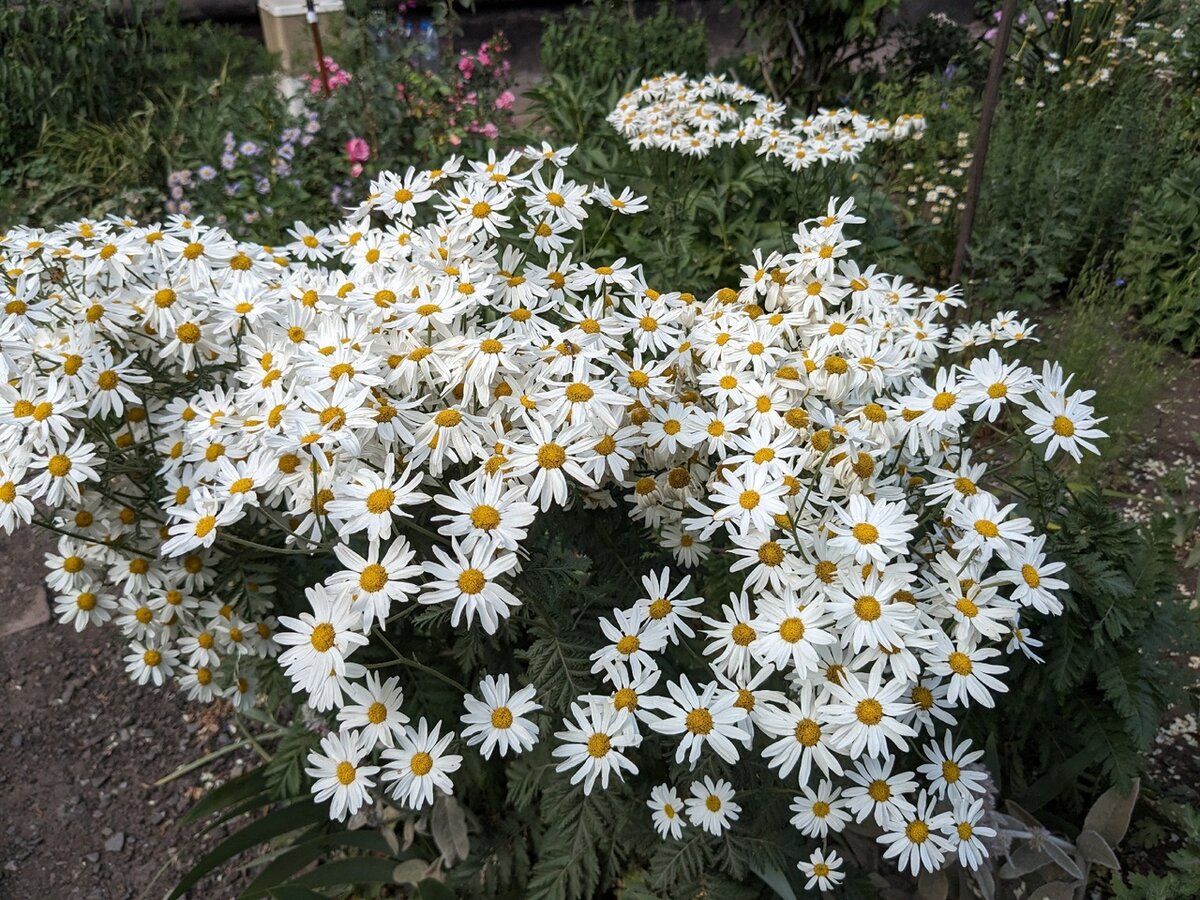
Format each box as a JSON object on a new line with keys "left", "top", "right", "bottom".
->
{"left": 608, "top": 72, "right": 926, "bottom": 168}
{"left": 0, "top": 143, "right": 1106, "bottom": 880}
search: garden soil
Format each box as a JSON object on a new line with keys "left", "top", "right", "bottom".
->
{"left": 0, "top": 526, "right": 255, "bottom": 900}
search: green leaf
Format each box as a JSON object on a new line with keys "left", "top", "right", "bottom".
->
{"left": 1084, "top": 779, "right": 1141, "bottom": 847}
{"left": 181, "top": 766, "right": 269, "bottom": 826}
{"left": 286, "top": 857, "right": 403, "bottom": 889}
{"left": 752, "top": 863, "right": 798, "bottom": 899}
{"left": 169, "top": 802, "right": 326, "bottom": 900}
{"left": 418, "top": 879, "right": 458, "bottom": 900}
{"left": 241, "top": 831, "right": 394, "bottom": 898}
{"left": 266, "top": 888, "right": 326, "bottom": 900}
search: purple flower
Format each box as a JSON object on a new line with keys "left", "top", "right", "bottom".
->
{"left": 1115, "top": 278, "right": 1127, "bottom": 288}
{"left": 221, "top": 151, "right": 237, "bottom": 171}
{"left": 240, "top": 140, "right": 262, "bottom": 156}
{"left": 943, "top": 63, "right": 958, "bottom": 80}
{"left": 198, "top": 165, "right": 218, "bottom": 182}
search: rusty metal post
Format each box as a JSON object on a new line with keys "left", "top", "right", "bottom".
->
{"left": 951, "top": 0, "right": 1021, "bottom": 285}
{"left": 307, "top": 0, "right": 331, "bottom": 98}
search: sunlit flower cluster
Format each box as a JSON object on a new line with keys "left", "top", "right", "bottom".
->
{"left": 608, "top": 72, "right": 925, "bottom": 169}
{"left": 999, "top": 1, "right": 1195, "bottom": 90}
{"left": 0, "top": 144, "right": 1106, "bottom": 881}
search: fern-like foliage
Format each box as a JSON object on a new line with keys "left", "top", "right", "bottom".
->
{"left": 976, "top": 463, "right": 1199, "bottom": 821}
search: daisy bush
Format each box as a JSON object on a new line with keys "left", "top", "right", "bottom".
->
{"left": 608, "top": 73, "right": 926, "bottom": 167}
{"left": 0, "top": 139, "right": 1112, "bottom": 895}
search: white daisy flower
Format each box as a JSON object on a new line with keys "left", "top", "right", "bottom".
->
{"left": 684, "top": 776, "right": 740, "bottom": 835}
{"left": 420, "top": 540, "right": 522, "bottom": 634}
{"left": 647, "top": 783, "right": 687, "bottom": 839}
{"left": 381, "top": 717, "right": 463, "bottom": 810}
{"left": 276, "top": 584, "right": 370, "bottom": 695}
{"left": 337, "top": 671, "right": 410, "bottom": 749}
{"left": 789, "top": 778, "right": 851, "bottom": 837}
{"left": 552, "top": 702, "right": 639, "bottom": 795}
{"left": 651, "top": 675, "right": 744, "bottom": 766}
{"left": 461, "top": 673, "right": 542, "bottom": 759}
{"left": 305, "top": 729, "right": 380, "bottom": 821}
{"left": 877, "top": 789, "right": 953, "bottom": 875}
{"left": 798, "top": 847, "right": 845, "bottom": 891}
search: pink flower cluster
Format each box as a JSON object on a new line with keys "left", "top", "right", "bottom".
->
{"left": 456, "top": 40, "right": 511, "bottom": 83}
{"left": 345, "top": 136, "right": 370, "bottom": 178}
{"left": 302, "top": 56, "right": 353, "bottom": 95}
{"left": 440, "top": 38, "right": 514, "bottom": 143}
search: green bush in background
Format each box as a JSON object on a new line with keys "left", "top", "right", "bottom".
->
{"left": 1118, "top": 155, "right": 1200, "bottom": 354}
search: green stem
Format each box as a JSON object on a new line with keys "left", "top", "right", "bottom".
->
{"left": 372, "top": 627, "right": 467, "bottom": 693}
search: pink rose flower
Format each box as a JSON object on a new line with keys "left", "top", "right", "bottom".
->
{"left": 345, "top": 136, "right": 371, "bottom": 164}
{"left": 482, "top": 122, "right": 499, "bottom": 140}
{"left": 495, "top": 89, "right": 515, "bottom": 110}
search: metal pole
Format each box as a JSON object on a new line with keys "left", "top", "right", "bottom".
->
{"left": 950, "top": 0, "right": 1020, "bottom": 285}
{"left": 307, "top": 0, "right": 331, "bottom": 98}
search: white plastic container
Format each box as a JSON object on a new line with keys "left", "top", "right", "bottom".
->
{"left": 257, "top": 0, "right": 345, "bottom": 74}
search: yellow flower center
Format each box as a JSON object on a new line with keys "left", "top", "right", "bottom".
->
{"left": 906, "top": 820, "right": 930, "bottom": 844}
{"left": 852, "top": 523, "right": 879, "bottom": 544}
{"left": 360, "top": 564, "right": 389, "bottom": 593}
{"left": 586, "top": 733, "right": 611, "bottom": 758}
{"left": 490, "top": 706, "right": 514, "bottom": 729}
{"left": 854, "top": 596, "right": 882, "bottom": 621}
{"left": 648, "top": 598, "right": 672, "bottom": 620}
{"left": 1021, "top": 564, "right": 1041, "bottom": 588}
{"left": 457, "top": 568, "right": 486, "bottom": 594}
{"left": 47, "top": 454, "right": 72, "bottom": 477}
{"left": 536, "top": 443, "right": 566, "bottom": 469}
{"left": 974, "top": 519, "right": 999, "bottom": 538}
{"left": 365, "top": 488, "right": 395, "bottom": 514}
{"left": 932, "top": 391, "right": 956, "bottom": 411}
{"left": 367, "top": 701, "right": 388, "bottom": 724}
{"left": 794, "top": 719, "right": 821, "bottom": 747}
{"left": 731, "top": 623, "right": 756, "bottom": 646}
{"left": 948, "top": 651, "right": 973, "bottom": 675}
{"left": 565, "top": 383, "right": 593, "bottom": 403}
{"left": 686, "top": 708, "right": 714, "bottom": 735}
{"left": 410, "top": 751, "right": 434, "bottom": 775}
{"left": 310, "top": 622, "right": 336, "bottom": 652}
{"left": 779, "top": 617, "right": 805, "bottom": 643}
{"left": 855, "top": 698, "right": 884, "bottom": 725}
